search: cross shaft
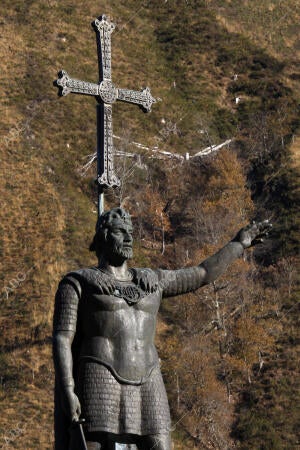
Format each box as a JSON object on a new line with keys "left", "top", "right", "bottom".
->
{"left": 55, "top": 15, "right": 157, "bottom": 216}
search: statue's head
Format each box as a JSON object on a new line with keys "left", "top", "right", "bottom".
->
{"left": 90, "top": 207, "right": 133, "bottom": 261}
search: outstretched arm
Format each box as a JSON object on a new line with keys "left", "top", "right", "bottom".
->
{"left": 159, "top": 220, "right": 272, "bottom": 297}
{"left": 53, "top": 277, "right": 82, "bottom": 422}
{"left": 201, "top": 220, "right": 272, "bottom": 283}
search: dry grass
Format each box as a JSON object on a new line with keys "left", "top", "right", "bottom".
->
{"left": 290, "top": 136, "right": 300, "bottom": 171}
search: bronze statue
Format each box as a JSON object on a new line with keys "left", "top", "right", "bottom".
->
{"left": 53, "top": 207, "right": 271, "bottom": 450}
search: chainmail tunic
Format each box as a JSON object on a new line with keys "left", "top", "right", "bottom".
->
{"left": 76, "top": 361, "right": 171, "bottom": 435}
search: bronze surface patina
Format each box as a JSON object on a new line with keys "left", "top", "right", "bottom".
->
{"left": 53, "top": 208, "right": 271, "bottom": 450}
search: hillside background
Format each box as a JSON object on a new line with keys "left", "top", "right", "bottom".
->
{"left": 0, "top": 0, "right": 299, "bottom": 449}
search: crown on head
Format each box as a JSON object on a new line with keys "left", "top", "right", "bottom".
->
{"left": 96, "top": 207, "right": 132, "bottom": 231}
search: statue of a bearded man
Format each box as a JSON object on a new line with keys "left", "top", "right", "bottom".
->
{"left": 53, "top": 207, "right": 271, "bottom": 450}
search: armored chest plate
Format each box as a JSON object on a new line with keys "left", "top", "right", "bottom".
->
{"left": 113, "top": 282, "right": 144, "bottom": 305}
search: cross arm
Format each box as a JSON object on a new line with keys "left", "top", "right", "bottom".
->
{"left": 93, "top": 15, "right": 115, "bottom": 81}
{"left": 117, "top": 87, "right": 157, "bottom": 113}
{"left": 97, "top": 103, "right": 120, "bottom": 188}
{"left": 55, "top": 70, "right": 100, "bottom": 97}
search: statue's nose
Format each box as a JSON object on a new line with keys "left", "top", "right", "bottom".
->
{"left": 124, "top": 233, "right": 133, "bottom": 244}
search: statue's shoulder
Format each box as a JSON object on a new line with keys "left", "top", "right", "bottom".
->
{"left": 59, "top": 267, "right": 100, "bottom": 287}
{"left": 64, "top": 266, "right": 99, "bottom": 282}
{"left": 131, "top": 267, "right": 158, "bottom": 279}
{"left": 130, "top": 267, "right": 160, "bottom": 293}
{"left": 131, "top": 267, "right": 155, "bottom": 274}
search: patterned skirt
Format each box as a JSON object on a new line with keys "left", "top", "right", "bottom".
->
{"left": 76, "top": 360, "right": 171, "bottom": 436}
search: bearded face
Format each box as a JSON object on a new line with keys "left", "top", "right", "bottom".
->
{"left": 111, "top": 239, "right": 133, "bottom": 259}
{"left": 105, "top": 225, "right": 133, "bottom": 261}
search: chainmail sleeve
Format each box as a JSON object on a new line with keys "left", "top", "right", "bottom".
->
{"left": 156, "top": 241, "right": 244, "bottom": 298}
{"left": 53, "top": 276, "right": 82, "bottom": 332}
{"left": 156, "top": 266, "right": 207, "bottom": 298}
{"left": 53, "top": 276, "right": 82, "bottom": 450}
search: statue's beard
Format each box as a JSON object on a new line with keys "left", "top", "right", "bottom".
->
{"left": 111, "top": 243, "right": 133, "bottom": 260}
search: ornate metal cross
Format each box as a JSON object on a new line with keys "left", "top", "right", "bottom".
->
{"left": 55, "top": 15, "right": 157, "bottom": 216}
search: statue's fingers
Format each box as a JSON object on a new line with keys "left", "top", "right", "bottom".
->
{"left": 105, "top": 282, "right": 115, "bottom": 294}
{"left": 146, "top": 282, "right": 151, "bottom": 291}
{"left": 139, "top": 278, "right": 146, "bottom": 290}
{"left": 255, "top": 230, "right": 269, "bottom": 241}
{"left": 71, "top": 412, "right": 77, "bottom": 422}
{"left": 259, "top": 220, "right": 269, "bottom": 229}
{"left": 262, "top": 229, "right": 271, "bottom": 236}
{"left": 252, "top": 237, "right": 264, "bottom": 245}
{"left": 147, "top": 275, "right": 154, "bottom": 289}
{"left": 72, "top": 406, "right": 80, "bottom": 422}
{"left": 151, "top": 278, "right": 158, "bottom": 292}
{"left": 258, "top": 219, "right": 272, "bottom": 232}
{"left": 105, "top": 284, "right": 112, "bottom": 294}
{"left": 261, "top": 225, "right": 272, "bottom": 237}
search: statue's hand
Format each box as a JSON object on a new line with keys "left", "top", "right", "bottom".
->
{"left": 100, "top": 277, "right": 116, "bottom": 296}
{"left": 234, "top": 220, "right": 272, "bottom": 249}
{"left": 61, "top": 386, "right": 81, "bottom": 422}
{"left": 132, "top": 268, "right": 159, "bottom": 293}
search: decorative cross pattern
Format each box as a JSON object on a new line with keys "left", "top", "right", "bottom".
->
{"left": 55, "top": 15, "right": 157, "bottom": 215}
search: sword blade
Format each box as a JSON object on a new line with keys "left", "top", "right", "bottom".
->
{"left": 69, "top": 420, "right": 88, "bottom": 450}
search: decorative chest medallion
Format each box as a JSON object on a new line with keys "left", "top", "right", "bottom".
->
{"left": 114, "top": 283, "right": 144, "bottom": 305}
